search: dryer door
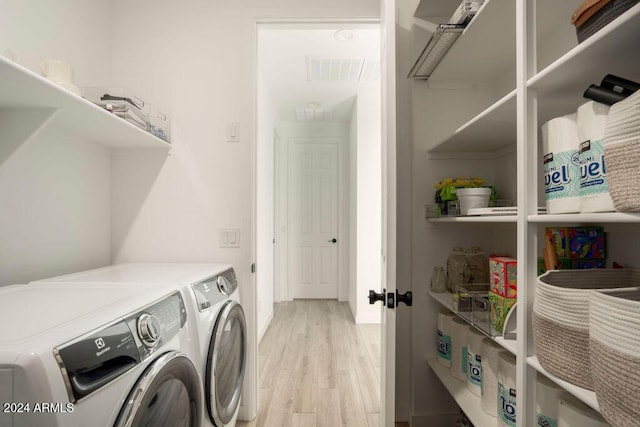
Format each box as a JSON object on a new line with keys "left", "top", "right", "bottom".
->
{"left": 115, "top": 351, "right": 202, "bottom": 427}
{"left": 206, "top": 300, "right": 247, "bottom": 426}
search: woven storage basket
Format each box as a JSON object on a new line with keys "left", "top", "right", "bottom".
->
{"left": 604, "top": 90, "right": 640, "bottom": 212}
{"left": 574, "top": 0, "right": 640, "bottom": 43}
{"left": 533, "top": 269, "right": 640, "bottom": 390}
{"left": 590, "top": 288, "right": 640, "bottom": 427}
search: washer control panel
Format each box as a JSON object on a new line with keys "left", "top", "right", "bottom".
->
{"left": 191, "top": 268, "right": 238, "bottom": 311}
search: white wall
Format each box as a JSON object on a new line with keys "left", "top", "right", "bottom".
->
{"left": 355, "top": 84, "right": 382, "bottom": 324}
{"left": 256, "top": 74, "right": 275, "bottom": 341}
{"left": 349, "top": 103, "right": 359, "bottom": 317}
{"left": 275, "top": 121, "right": 352, "bottom": 302}
{"left": 0, "top": 0, "right": 114, "bottom": 286}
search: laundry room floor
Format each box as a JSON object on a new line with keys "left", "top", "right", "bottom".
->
{"left": 237, "top": 299, "right": 385, "bottom": 427}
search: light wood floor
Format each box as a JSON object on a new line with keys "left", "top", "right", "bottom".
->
{"left": 237, "top": 300, "right": 383, "bottom": 427}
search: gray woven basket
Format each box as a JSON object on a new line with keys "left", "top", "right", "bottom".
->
{"left": 590, "top": 288, "right": 640, "bottom": 427}
{"left": 576, "top": 0, "right": 640, "bottom": 43}
{"left": 533, "top": 270, "right": 640, "bottom": 390}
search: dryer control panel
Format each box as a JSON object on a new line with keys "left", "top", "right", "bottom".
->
{"left": 191, "top": 268, "right": 237, "bottom": 311}
{"left": 54, "top": 292, "right": 187, "bottom": 403}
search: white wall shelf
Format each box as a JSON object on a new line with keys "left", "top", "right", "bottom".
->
{"left": 428, "top": 214, "right": 517, "bottom": 223}
{"left": 527, "top": 356, "right": 600, "bottom": 413}
{"left": 0, "top": 55, "right": 171, "bottom": 150}
{"left": 427, "top": 358, "right": 498, "bottom": 426}
{"left": 429, "top": 291, "right": 517, "bottom": 355}
{"left": 428, "top": 89, "right": 516, "bottom": 153}
{"left": 529, "top": 213, "right": 640, "bottom": 224}
{"left": 530, "top": 3, "right": 640, "bottom": 125}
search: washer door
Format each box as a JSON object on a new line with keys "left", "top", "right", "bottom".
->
{"left": 206, "top": 300, "right": 247, "bottom": 426}
{"left": 115, "top": 351, "right": 202, "bottom": 427}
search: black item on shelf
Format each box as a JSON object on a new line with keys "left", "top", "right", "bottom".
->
{"left": 600, "top": 73, "right": 640, "bottom": 95}
{"left": 583, "top": 84, "right": 628, "bottom": 105}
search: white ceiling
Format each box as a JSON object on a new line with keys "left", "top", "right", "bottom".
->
{"left": 258, "top": 25, "right": 380, "bottom": 122}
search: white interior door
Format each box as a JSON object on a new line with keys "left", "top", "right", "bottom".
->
{"left": 380, "top": 0, "right": 397, "bottom": 425}
{"left": 288, "top": 139, "right": 339, "bottom": 299}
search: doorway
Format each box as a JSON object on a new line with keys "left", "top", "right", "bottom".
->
{"left": 252, "top": 20, "right": 384, "bottom": 425}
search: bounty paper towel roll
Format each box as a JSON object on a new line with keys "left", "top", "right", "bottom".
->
{"left": 577, "top": 101, "right": 615, "bottom": 212}
{"left": 451, "top": 318, "right": 469, "bottom": 382}
{"left": 481, "top": 339, "right": 502, "bottom": 418}
{"left": 467, "top": 328, "right": 485, "bottom": 397}
{"left": 537, "top": 374, "right": 563, "bottom": 427}
{"left": 558, "top": 394, "right": 610, "bottom": 427}
{"left": 437, "top": 312, "right": 455, "bottom": 368}
{"left": 498, "top": 352, "right": 517, "bottom": 427}
{"left": 542, "top": 114, "right": 580, "bottom": 214}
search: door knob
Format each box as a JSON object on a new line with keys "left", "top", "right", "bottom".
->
{"left": 368, "top": 289, "right": 385, "bottom": 305}
{"left": 328, "top": 238, "right": 337, "bottom": 243}
{"left": 396, "top": 290, "right": 413, "bottom": 307}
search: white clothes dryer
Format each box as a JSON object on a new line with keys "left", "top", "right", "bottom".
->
{"left": 0, "top": 282, "right": 203, "bottom": 427}
{"left": 32, "top": 263, "right": 247, "bottom": 427}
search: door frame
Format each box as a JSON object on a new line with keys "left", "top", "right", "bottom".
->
{"left": 248, "top": 14, "right": 386, "bottom": 424}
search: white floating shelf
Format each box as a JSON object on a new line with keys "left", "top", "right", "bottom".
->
{"left": 528, "top": 213, "right": 640, "bottom": 224}
{"left": 428, "top": 215, "right": 517, "bottom": 223}
{"left": 0, "top": 55, "right": 171, "bottom": 150}
{"left": 429, "top": 291, "right": 517, "bottom": 355}
{"left": 429, "top": 89, "right": 516, "bottom": 153}
{"left": 528, "top": 356, "right": 601, "bottom": 413}
{"left": 529, "top": 3, "right": 640, "bottom": 125}
{"left": 427, "top": 358, "right": 498, "bottom": 426}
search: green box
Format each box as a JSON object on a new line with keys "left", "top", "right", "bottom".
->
{"left": 489, "top": 291, "right": 516, "bottom": 335}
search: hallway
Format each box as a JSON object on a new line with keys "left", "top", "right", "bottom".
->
{"left": 238, "top": 300, "right": 382, "bottom": 426}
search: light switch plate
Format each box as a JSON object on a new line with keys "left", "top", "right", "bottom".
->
{"left": 226, "top": 122, "right": 240, "bottom": 142}
{"left": 220, "top": 228, "right": 240, "bottom": 248}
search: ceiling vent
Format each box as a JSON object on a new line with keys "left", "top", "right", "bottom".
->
{"left": 307, "top": 57, "right": 376, "bottom": 82}
{"left": 295, "top": 107, "right": 333, "bottom": 122}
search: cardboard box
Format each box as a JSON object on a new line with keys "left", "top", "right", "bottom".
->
{"left": 489, "top": 291, "right": 516, "bottom": 335}
{"left": 490, "top": 256, "right": 517, "bottom": 298}
{"left": 545, "top": 226, "right": 605, "bottom": 260}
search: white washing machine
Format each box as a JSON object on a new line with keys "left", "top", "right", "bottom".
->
{"left": 32, "top": 263, "right": 247, "bottom": 427}
{"left": 0, "top": 282, "right": 203, "bottom": 427}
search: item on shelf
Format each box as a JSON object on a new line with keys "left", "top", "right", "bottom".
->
{"left": 437, "top": 312, "right": 456, "bottom": 368}
{"left": 604, "top": 89, "right": 640, "bottom": 212}
{"left": 466, "top": 328, "right": 484, "bottom": 397}
{"left": 148, "top": 105, "right": 171, "bottom": 142}
{"left": 480, "top": 340, "right": 502, "bottom": 418}
{"left": 457, "top": 187, "right": 491, "bottom": 215}
{"left": 407, "top": 24, "right": 465, "bottom": 80}
{"left": 536, "top": 374, "right": 564, "bottom": 427}
{"left": 453, "top": 283, "right": 489, "bottom": 321}
{"left": 448, "top": 0, "right": 484, "bottom": 25}
{"left": 583, "top": 84, "right": 628, "bottom": 105}
{"left": 543, "top": 230, "right": 559, "bottom": 271}
{"left": 545, "top": 226, "right": 606, "bottom": 269}
{"left": 601, "top": 74, "right": 640, "bottom": 96}
{"left": 558, "top": 394, "right": 610, "bottom": 426}
{"left": 40, "top": 58, "right": 81, "bottom": 96}
{"left": 533, "top": 269, "right": 640, "bottom": 390}
{"left": 431, "top": 266, "right": 448, "bottom": 293}
{"left": 434, "top": 176, "right": 486, "bottom": 191}
{"left": 572, "top": 0, "right": 640, "bottom": 43}
{"left": 465, "top": 247, "right": 488, "bottom": 283}
{"left": 498, "top": 352, "right": 517, "bottom": 427}
{"left": 447, "top": 247, "right": 467, "bottom": 293}
{"left": 83, "top": 86, "right": 149, "bottom": 129}
{"left": 490, "top": 256, "right": 517, "bottom": 298}
{"left": 425, "top": 203, "right": 442, "bottom": 218}
{"left": 577, "top": 100, "right": 616, "bottom": 213}
{"left": 470, "top": 294, "right": 493, "bottom": 336}
{"left": 542, "top": 114, "right": 581, "bottom": 214}
{"left": 489, "top": 292, "right": 517, "bottom": 336}
{"left": 451, "top": 318, "right": 469, "bottom": 382}
{"left": 590, "top": 287, "right": 640, "bottom": 427}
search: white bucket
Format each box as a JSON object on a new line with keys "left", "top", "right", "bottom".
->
{"left": 457, "top": 187, "right": 491, "bottom": 215}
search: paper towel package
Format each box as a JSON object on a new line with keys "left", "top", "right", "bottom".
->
{"left": 451, "top": 318, "right": 469, "bottom": 382}
{"left": 536, "top": 374, "right": 563, "bottom": 427}
{"left": 498, "top": 352, "right": 517, "bottom": 427}
{"left": 466, "top": 328, "right": 485, "bottom": 397}
{"left": 437, "top": 312, "right": 455, "bottom": 368}
{"left": 481, "top": 339, "right": 502, "bottom": 418}
{"left": 577, "top": 101, "right": 615, "bottom": 213}
{"left": 542, "top": 114, "right": 581, "bottom": 214}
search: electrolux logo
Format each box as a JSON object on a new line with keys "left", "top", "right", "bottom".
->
{"left": 95, "top": 337, "right": 106, "bottom": 350}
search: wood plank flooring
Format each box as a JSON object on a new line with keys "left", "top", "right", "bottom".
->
{"left": 237, "top": 300, "right": 382, "bottom": 427}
